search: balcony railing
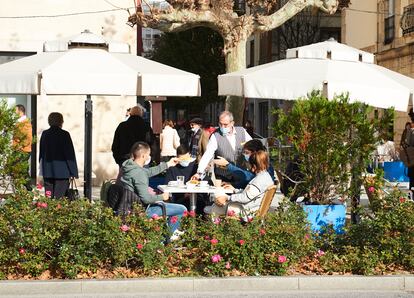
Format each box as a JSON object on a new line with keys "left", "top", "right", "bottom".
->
{"left": 401, "top": 4, "right": 414, "bottom": 35}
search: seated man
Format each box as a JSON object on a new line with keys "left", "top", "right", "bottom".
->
{"left": 120, "top": 142, "right": 186, "bottom": 240}
{"left": 206, "top": 150, "right": 274, "bottom": 217}
{"left": 213, "top": 139, "right": 275, "bottom": 189}
{"left": 165, "top": 145, "right": 209, "bottom": 214}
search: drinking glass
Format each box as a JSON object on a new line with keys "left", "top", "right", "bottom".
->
{"left": 177, "top": 176, "right": 185, "bottom": 186}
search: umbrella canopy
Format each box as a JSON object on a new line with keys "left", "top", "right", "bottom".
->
{"left": 218, "top": 39, "right": 413, "bottom": 112}
{"left": 0, "top": 48, "right": 200, "bottom": 96}
{"left": 0, "top": 30, "right": 201, "bottom": 200}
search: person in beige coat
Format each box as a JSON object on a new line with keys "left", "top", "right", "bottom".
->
{"left": 160, "top": 119, "right": 180, "bottom": 162}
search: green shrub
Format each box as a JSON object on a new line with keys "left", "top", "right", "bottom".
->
{"left": 0, "top": 99, "right": 31, "bottom": 191}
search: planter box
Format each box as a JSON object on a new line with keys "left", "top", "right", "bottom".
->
{"left": 382, "top": 161, "right": 409, "bottom": 182}
{"left": 303, "top": 204, "right": 346, "bottom": 234}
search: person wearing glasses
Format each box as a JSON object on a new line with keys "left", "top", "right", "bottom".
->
{"left": 191, "top": 111, "right": 252, "bottom": 183}
{"left": 213, "top": 139, "right": 275, "bottom": 188}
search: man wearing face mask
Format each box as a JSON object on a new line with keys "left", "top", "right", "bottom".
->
{"left": 120, "top": 142, "right": 187, "bottom": 239}
{"left": 192, "top": 111, "right": 252, "bottom": 182}
{"left": 188, "top": 117, "right": 203, "bottom": 160}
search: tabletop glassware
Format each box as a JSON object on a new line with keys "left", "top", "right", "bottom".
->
{"left": 176, "top": 176, "right": 185, "bottom": 186}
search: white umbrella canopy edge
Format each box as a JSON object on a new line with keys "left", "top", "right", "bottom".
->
{"left": 218, "top": 57, "right": 411, "bottom": 112}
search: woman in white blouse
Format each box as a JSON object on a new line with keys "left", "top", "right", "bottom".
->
{"left": 160, "top": 119, "right": 180, "bottom": 162}
{"left": 206, "top": 150, "right": 274, "bottom": 217}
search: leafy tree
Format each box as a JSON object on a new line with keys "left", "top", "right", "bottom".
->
{"left": 150, "top": 27, "right": 225, "bottom": 114}
{"left": 0, "top": 100, "right": 30, "bottom": 193}
{"left": 128, "top": 0, "right": 340, "bottom": 123}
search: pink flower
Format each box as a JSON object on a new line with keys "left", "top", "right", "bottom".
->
{"left": 170, "top": 216, "right": 178, "bottom": 224}
{"left": 213, "top": 218, "right": 221, "bottom": 225}
{"left": 56, "top": 204, "right": 61, "bottom": 209}
{"left": 227, "top": 210, "right": 236, "bottom": 216}
{"left": 225, "top": 262, "right": 231, "bottom": 269}
{"left": 260, "top": 229, "right": 266, "bottom": 236}
{"left": 304, "top": 234, "right": 310, "bottom": 240}
{"left": 189, "top": 210, "right": 196, "bottom": 218}
{"left": 136, "top": 243, "right": 144, "bottom": 250}
{"left": 247, "top": 217, "right": 253, "bottom": 223}
{"left": 204, "top": 235, "right": 210, "bottom": 240}
{"left": 151, "top": 214, "right": 160, "bottom": 220}
{"left": 368, "top": 186, "right": 375, "bottom": 193}
{"left": 400, "top": 197, "right": 406, "bottom": 203}
{"left": 277, "top": 255, "right": 287, "bottom": 263}
{"left": 19, "top": 248, "right": 25, "bottom": 255}
{"left": 120, "top": 225, "right": 130, "bottom": 232}
{"left": 238, "top": 239, "right": 245, "bottom": 245}
{"left": 316, "top": 249, "right": 325, "bottom": 257}
{"left": 210, "top": 238, "right": 218, "bottom": 245}
{"left": 36, "top": 202, "right": 47, "bottom": 209}
{"left": 36, "top": 183, "right": 42, "bottom": 190}
{"left": 45, "top": 190, "right": 52, "bottom": 197}
{"left": 211, "top": 254, "right": 222, "bottom": 263}
{"left": 183, "top": 210, "right": 188, "bottom": 217}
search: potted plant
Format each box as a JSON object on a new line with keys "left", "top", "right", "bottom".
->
{"left": 273, "top": 91, "right": 390, "bottom": 233}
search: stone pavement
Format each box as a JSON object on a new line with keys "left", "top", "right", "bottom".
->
{"left": 0, "top": 276, "right": 413, "bottom": 296}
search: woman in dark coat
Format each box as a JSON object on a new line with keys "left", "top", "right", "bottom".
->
{"left": 39, "top": 112, "right": 78, "bottom": 198}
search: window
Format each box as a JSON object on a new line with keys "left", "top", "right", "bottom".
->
{"left": 384, "top": 0, "right": 395, "bottom": 44}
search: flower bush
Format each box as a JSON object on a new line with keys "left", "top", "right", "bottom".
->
{"left": 0, "top": 188, "right": 412, "bottom": 279}
{"left": 316, "top": 188, "right": 414, "bottom": 275}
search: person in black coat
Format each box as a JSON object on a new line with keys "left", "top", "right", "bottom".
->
{"left": 39, "top": 112, "right": 78, "bottom": 199}
{"left": 111, "top": 105, "right": 155, "bottom": 167}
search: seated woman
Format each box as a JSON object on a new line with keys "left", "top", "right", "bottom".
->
{"left": 120, "top": 142, "right": 187, "bottom": 241}
{"left": 213, "top": 139, "right": 275, "bottom": 189}
{"left": 205, "top": 150, "right": 274, "bottom": 217}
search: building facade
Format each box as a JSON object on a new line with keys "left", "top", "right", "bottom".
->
{"left": 342, "top": 0, "right": 414, "bottom": 144}
{"left": 0, "top": 0, "right": 139, "bottom": 185}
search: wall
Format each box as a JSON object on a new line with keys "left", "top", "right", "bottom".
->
{"left": 0, "top": 0, "right": 139, "bottom": 184}
{"left": 341, "top": 0, "right": 377, "bottom": 49}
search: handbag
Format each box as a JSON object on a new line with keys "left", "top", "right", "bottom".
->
{"left": 399, "top": 145, "right": 414, "bottom": 168}
{"left": 66, "top": 177, "right": 80, "bottom": 201}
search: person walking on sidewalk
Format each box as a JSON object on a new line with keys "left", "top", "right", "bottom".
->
{"left": 39, "top": 112, "right": 78, "bottom": 199}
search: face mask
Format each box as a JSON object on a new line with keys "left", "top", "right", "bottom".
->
{"left": 220, "top": 127, "right": 230, "bottom": 135}
{"left": 191, "top": 127, "right": 198, "bottom": 132}
{"left": 145, "top": 156, "right": 151, "bottom": 165}
{"left": 243, "top": 153, "right": 250, "bottom": 162}
{"left": 179, "top": 161, "right": 190, "bottom": 167}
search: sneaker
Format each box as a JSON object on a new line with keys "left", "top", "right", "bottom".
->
{"left": 170, "top": 230, "right": 184, "bottom": 241}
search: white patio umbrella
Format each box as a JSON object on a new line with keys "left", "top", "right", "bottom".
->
{"left": 0, "top": 30, "right": 201, "bottom": 200}
{"left": 218, "top": 38, "right": 414, "bottom": 112}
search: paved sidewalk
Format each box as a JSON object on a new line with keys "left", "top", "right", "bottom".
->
{"left": 0, "top": 276, "right": 413, "bottom": 296}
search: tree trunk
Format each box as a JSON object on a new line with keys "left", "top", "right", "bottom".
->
{"left": 224, "top": 39, "right": 247, "bottom": 125}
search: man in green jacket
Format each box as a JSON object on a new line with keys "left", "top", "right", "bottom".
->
{"left": 120, "top": 142, "right": 187, "bottom": 240}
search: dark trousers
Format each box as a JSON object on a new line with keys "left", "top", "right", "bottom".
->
{"left": 44, "top": 178, "right": 69, "bottom": 199}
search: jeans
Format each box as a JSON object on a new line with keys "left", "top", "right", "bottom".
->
{"left": 146, "top": 202, "right": 187, "bottom": 233}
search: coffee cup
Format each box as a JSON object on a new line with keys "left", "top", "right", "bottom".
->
{"left": 199, "top": 180, "right": 209, "bottom": 187}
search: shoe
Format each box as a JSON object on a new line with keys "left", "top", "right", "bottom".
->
{"left": 170, "top": 230, "right": 184, "bottom": 241}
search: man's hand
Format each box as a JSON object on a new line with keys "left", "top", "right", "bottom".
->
{"left": 191, "top": 173, "right": 201, "bottom": 181}
{"left": 222, "top": 183, "right": 235, "bottom": 192}
{"left": 215, "top": 196, "right": 228, "bottom": 206}
{"left": 167, "top": 157, "right": 179, "bottom": 168}
{"left": 162, "top": 192, "right": 170, "bottom": 201}
{"left": 213, "top": 156, "right": 229, "bottom": 167}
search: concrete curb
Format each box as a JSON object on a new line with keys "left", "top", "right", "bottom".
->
{"left": 0, "top": 276, "right": 413, "bottom": 295}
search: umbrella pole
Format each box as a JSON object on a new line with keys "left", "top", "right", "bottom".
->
{"left": 84, "top": 95, "right": 92, "bottom": 201}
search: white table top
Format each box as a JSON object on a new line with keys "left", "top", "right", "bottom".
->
{"left": 158, "top": 185, "right": 232, "bottom": 194}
